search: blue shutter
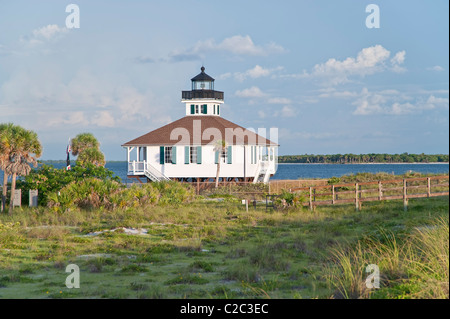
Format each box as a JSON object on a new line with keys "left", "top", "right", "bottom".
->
{"left": 217, "top": 105, "right": 220, "bottom": 115}
{"left": 172, "top": 146, "right": 177, "bottom": 164}
{"left": 197, "top": 146, "right": 202, "bottom": 164}
{"left": 191, "top": 105, "right": 195, "bottom": 114}
{"left": 227, "top": 146, "right": 232, "bottom": 164}
{"left": 185, "top": 146, "right": 189, "bottom": 164}
{"left": 160, "top": 146, "right": 165, "bottom": 164}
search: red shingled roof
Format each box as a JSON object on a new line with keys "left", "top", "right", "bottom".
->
{"left": 122, "top": 116, "right": 278, "bottom": 146}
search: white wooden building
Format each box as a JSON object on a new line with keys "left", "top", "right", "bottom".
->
{"left": 122, "top": 67, "right": 278, "bottom": 183}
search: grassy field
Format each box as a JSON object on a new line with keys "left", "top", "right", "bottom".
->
{"left": 0, "top": 195, "right": 448, "bottom": 299}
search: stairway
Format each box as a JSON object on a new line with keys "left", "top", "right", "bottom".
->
{"left": 253, "top": 162, "right": 270, "bottom": 184}
{"left": 144, "top": 163, "right": 170, "bottom": 182}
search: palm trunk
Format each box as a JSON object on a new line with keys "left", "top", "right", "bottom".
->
{"left": 215, "top": 160, "right": 221, "bottom": 188}
{"left": 1, "top": 173, "right": 7, "bottom": 213}
{"left": 8, "top": 172, "right": 17, "bottom": 214}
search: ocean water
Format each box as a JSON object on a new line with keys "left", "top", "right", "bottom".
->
{"left": 1, "top": 162, "right": 448, "bottom": 183}
{"left": 271, "top": 163, "right": 449, "bottom": 180}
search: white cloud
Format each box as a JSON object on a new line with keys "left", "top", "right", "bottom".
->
{"left": 91, "top": 111, "right": 116, "bottom": 127}
{"left": 267, "top": 97, "right": 292, "bottom": 104}
{"left": 235, "top": 86, "right": 268, "bottom": 98}
{"left": 286, "top": 45, "right": 406, "bottom": 85}
{"left": 318, "top": 88, "right": 358, "bottom": 98}
{"left": 427, "top": 65, "right": 445, "bottom": 72}
{"left": 0, "top": 69, "right": 164, "bottom": 131}
{"left": 352, "top": 88, "right": 386, "bottom": 115}
{"left": 22, "top": 24, "right": 69, "bottom": 45}
{"left": 390, "top": 50, "right": 407, "bottom": 73}
{"left": 213, "top": 35, "right": 285, "bottom": 56}
{"left": 166, "top": 35, "right": 286, "bottom": 62}
{"left": 258, "top": 110, "right": 267, "bottom": 119}
{"left": 390, "top": 50, "right": 406, "bottom": 65}
{"left": 352, "top": 88, "right": 449, "bottom": 115}
{"left": 280, "top": 105, "right": 296, "bottom": 117}
{"left": 232, "top": 65, "right": 284, "bottom": 82}
{"left": 47, "top": 111, "right": 88, "bottom": 127}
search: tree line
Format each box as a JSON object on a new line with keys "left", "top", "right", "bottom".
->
{"left": 278, "top": 153, "right": 449, "bottom": 164}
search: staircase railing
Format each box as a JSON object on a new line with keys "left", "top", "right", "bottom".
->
{"left": 253, "top": 161, "right": 262, "bottom": 183}
{"left": 145, "top": 162, "right": 170, "bottom": 182}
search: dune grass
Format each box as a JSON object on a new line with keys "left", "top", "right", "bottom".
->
{"left": 0, "top": 195, "right": 448, "bottom": 299}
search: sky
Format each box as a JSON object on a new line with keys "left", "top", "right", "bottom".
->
{"left": 0, "top": 0, "right": 448, "bottom": 160}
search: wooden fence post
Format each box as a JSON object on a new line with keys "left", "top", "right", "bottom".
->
{"left": 427, "top": 177, "right": 431, "bottom": 198}
{"left": 309, "top": 187, "right": 313, "bottom": 211}
{"left": 355, "top": 183, "right": 359, "bottom": 211}
{"left": 332, "top": 185, "right": 335, "bottom": 205}
{"left": 403, "top": 179, "right": 408, "bottom": 211}
{"left": 378, "top": 181, "right": 382, "bottom": 200}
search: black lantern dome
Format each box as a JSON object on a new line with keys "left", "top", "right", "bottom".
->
{"left": 182, "top": 66, "right": 224, "bottom": 101}
{"left": 191, "top": 66, "right": 215, "bottom": 90}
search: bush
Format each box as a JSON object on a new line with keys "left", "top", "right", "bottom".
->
{"left": 153, "top": 181, "right": 195, "bottom": 205}
{"left": 47, "top": 179, "right": 196, "bottom": 212}
{"left": 17, "top": 163, "right": 120, "bottom": 206}
{"left": 47, "top": 178, "right": 122, "bottom": 212}
{"left": 328, "top": 177, "right": 341, "bottom": 184}
{"left": 274, "top": 189, "right": 305, "bottom": 209}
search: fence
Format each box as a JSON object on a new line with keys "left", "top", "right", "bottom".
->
{"left": 289, "top": 175, "right": 449, "bottom": 211}
{"left": 191, "top": 181, "right": 268, "bottom": 199}
{"left": 269, "top": 179, "right": 328, "bottom": 194}
{"left": 175, "top": 179, "right": 329, "bottom": 197}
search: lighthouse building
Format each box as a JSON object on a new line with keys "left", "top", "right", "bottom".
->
{"left": 122, "top": 67, "right": 278, "bottom": 183}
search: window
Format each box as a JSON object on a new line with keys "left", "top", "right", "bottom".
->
{"left": 213, "top": 105, "right": 216, "bottom": 114}
{"left": 215, "top": 148, "right": 227, "bottom": 164}
{"left": 165, "top": 147, "right": 172, "bottom": 164}
{"left": 201, "top": 104, "right": 207, "bottom": 114}
{"left": 190, "top": 146, "right": 197, "bottom": 163}
{"left": 195, "top": 105, "right": 199, "bottom": 114}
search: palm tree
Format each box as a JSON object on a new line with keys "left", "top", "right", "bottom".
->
{"left": 0, "top": 123, "right": 16, "bottom": 212}
{"left": 213, "top": 140, "right": 227, "bottom": 188}
{"left": 4, "top": 126, "right": 42, "bottom": 214}
{"left": 77, "top": 147, "right": 105, "bottom": 167}
{"left": 71, "top": 133, "right": 105, "bottom": 167}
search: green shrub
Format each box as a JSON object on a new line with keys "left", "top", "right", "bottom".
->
{"left": 17, "top": 163, "right": 120, "bottom": 206}
{"left": 153, "top": 181, "right": 196, "bottom": 205}
{"left": 328, "top": 177, "right": 341, "bottom": 184}
{"left": 47, "top": 178, "right": 123, "bottom": 212}
{"left": 46, "top": 179, "right": 196, "bottom": 212}
{"left": 274, "top": 190, "right": 305, "bottom": 208}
